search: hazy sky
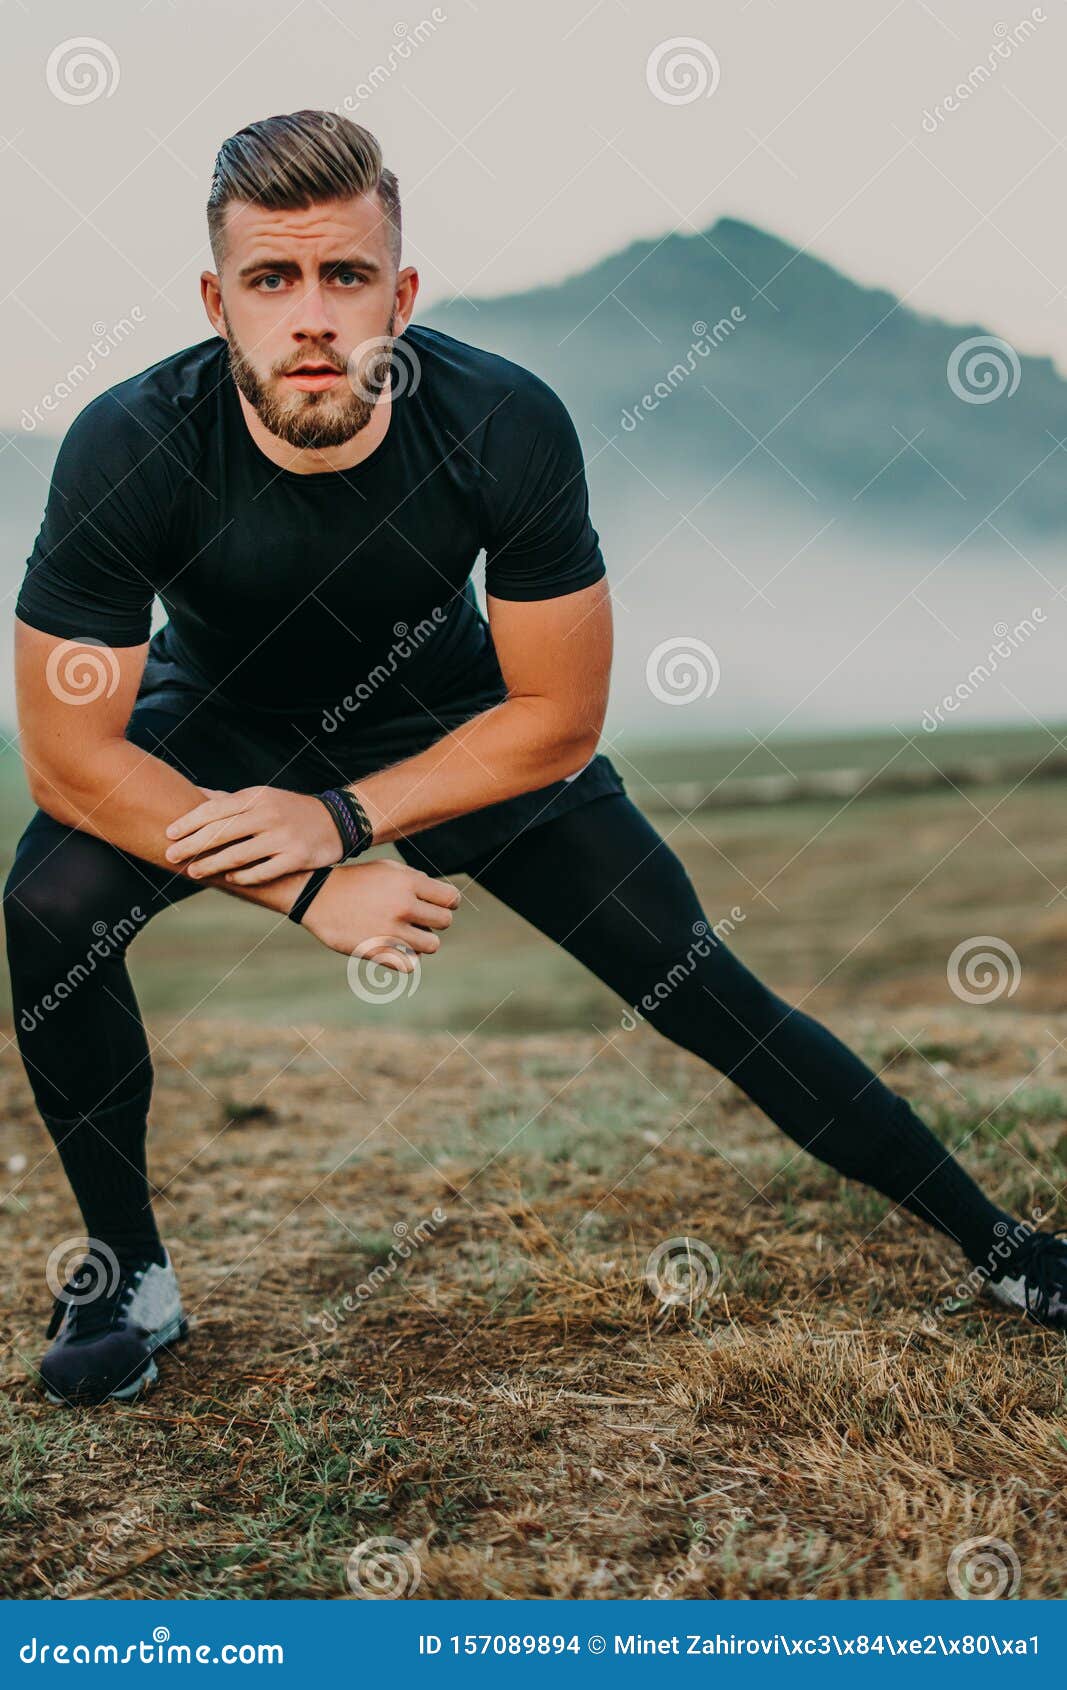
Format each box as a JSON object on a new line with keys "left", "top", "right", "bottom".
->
{"left": 3, "top": 0, "right": 1065, "bottom": 430}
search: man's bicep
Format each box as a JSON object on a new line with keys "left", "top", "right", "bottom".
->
{"left": 486, "top": 579, "right": 612, "bottom": 718}
{"left": 15, "top": 619, "right": 149, "bottom": 775}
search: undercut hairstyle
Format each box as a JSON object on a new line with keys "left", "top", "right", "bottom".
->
{"left": 206, "top": 110, "right": 401, "bottom": 268}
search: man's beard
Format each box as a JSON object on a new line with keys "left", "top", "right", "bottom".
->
{"left": 225, "top": 313, "right": 397, "bottom": 450}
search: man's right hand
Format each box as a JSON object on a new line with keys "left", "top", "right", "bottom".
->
{"left": 297, "top": 858, "right": 461, "bottom": 972}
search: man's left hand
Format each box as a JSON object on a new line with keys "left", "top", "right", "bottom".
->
{"left": 164, "top": 786, "right": 343, "bottom": 883}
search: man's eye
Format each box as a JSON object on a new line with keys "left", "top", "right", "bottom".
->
{"left": 256, "top": 274, "right": 285, "bottom": 291}
{"left": 334, "top": 271, "right": 361, "bottom": 287}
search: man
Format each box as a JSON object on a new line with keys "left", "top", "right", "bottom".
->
{"left": 6, "top": 111, "right": 1065, "bottom": 1408}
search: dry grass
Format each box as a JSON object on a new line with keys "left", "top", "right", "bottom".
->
{"left": 1, "top": 1009, "right": 1065, "bottom": 1600}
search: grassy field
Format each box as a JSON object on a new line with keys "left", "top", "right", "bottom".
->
{"left": 1, "top": 726, "right": 1066, "bottom": 1599}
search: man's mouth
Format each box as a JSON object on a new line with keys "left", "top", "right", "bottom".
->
{"left": 282, "top": 362, "right": 345, "bottom": 393}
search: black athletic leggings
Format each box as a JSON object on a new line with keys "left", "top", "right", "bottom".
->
{"left": 5, "top": 782, "right": 1009, "bottom": 1266}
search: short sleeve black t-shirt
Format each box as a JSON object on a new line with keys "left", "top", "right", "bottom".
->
{"left": 17, "top": 325, "right": 606, "bottom": 736}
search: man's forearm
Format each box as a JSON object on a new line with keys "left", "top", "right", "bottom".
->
{"left": 349, "top": 695, "right": 599, "bottom": 846}
{"left": 30, "top": 739, "right": 305, "bottom": 914}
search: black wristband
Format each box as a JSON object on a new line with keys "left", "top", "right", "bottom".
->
{"left": 318, "top": 786, "right": 375, "bottom": 861}
{"left": 288, "top": 866, "right": 333, "bottom": 926}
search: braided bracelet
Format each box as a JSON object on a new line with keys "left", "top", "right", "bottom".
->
{"left": 288, "top": 865, "right": 333, "bottom": 926}
{"left": 317, "top": 786, "right": 375, "bottom": 861}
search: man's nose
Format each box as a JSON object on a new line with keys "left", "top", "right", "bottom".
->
{"left": 290, "top": 284, "right": 337, "bottom": 342}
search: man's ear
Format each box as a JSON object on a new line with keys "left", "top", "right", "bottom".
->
{"left": 200, "top": 271, "right": 227, "bottom": 338}
{"left": 393, "top": 265, "right": 419, "bottom": 334}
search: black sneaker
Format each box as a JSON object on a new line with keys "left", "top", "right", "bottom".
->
{"left": 986, "top": 1228, "right": 1067, "bottom": 1328}
{"left": 39, "top": 1250, "right": 188, "bottom": 1405}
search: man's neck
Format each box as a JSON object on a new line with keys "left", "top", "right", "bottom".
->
{"left": 235, "top": 386, "right": 393, "bottom": 476}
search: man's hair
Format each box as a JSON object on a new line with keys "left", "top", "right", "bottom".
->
{"left": 207, "top": 110, "right": 401, "bottom": 267}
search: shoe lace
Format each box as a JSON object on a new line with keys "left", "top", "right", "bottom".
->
{"left": 46, "top": 1259, "right": 146, "bottom": 1341}
{"left": 1006, "top": 1227, "right": 1067, "bottom": 1322}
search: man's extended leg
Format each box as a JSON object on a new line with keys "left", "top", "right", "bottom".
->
{"left": 456, "top": 793, "right": 1015, "bottom": 1266}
